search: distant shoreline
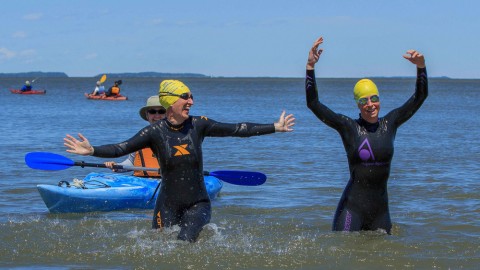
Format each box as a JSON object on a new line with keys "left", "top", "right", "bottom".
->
{"left": 0, "top": 71, "right": 208, "bottom": 78}
{"left": 0, "top": 72, "right": 461, "bottom": 79}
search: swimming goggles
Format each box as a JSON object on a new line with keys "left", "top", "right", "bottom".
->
{"left": 357, "top": 95, "right": 380, "bottom": 105}
{"left": 160, "top": 92, "right": 193, "bottom": 100}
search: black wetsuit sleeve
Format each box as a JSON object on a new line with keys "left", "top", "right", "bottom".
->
{"left": 306, "top": 69, "right": 349, "bottom": 131}
{"left": 92, "top": 127, "right": 152, "bottom": 158}
{"left": 385, "top": 67, "right": 428, "bottom": 126}
{"left": 197, "top": 117, "right": 275, "bottom": 137}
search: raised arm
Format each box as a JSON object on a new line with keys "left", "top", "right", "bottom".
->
{"left": 305, "top": 36, "right": 349, "bottom": 131}
{"left": 307, "top": 37, "right": 324, "bottom": 70}
{"left": 305, "top": 36, "right": 325, "bottom": 107}
{"left": 387, "top": 50, "right": 428, "bottom": 126}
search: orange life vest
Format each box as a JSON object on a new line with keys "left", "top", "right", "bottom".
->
{"left": 133, "top": 148, "right": 161, "bottom": 177}
{"left": 111, "top": 86, "right": 120, "bottom": 95}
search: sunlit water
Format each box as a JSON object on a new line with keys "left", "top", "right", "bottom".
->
{"left": 0, "top": 77, "right": 479, "bottom": 269}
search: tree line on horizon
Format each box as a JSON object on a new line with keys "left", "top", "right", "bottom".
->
{"left": 0, "top": 71, "right": 207, "bottom": 78}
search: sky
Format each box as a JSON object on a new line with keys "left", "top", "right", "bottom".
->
{"left": 1, "top": 0, "right": 479, "bottom": 78}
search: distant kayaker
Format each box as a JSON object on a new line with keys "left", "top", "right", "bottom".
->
{"left": 104, "top": 95, "right": 166, "bottom": 178}
{"left": 105, "top": 80, "right": 122, "bottom": 97}
{"left": 305, "top": 36, "right": 428, "bottom": 234}
{"left": 91, "top": 81, "right": 105, "bottom": 96}
{"left": 64, "top": 79, "right": 295, "bottom": 242}
{"left": 21, "top": 81, "right": 32, "bottom": 92}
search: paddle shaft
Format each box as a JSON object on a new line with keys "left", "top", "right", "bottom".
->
{"left": 76, "top": 161, "right": 262, "bottom": 185}
{"left": 75, "top": 161, "right": 215, "bottom": 176}
{"left": 73, "top": 161, "right": 160, "bottom": 173}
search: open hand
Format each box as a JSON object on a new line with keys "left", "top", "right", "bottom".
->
{"left": 403, "top": 50, "right": 425, "bottom": 68}
{"left": 274, "top": 110, "right": 295, "bottom": 132}
{"left": 64, "top": 133, "right": 94, "bottom": 156}
{"left": 307, "top": 36, "right": 324, "bottom": 69}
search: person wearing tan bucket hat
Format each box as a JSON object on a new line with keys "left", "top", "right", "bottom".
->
{"left": 139, "top": 95, "right": 166, "bottom": 122}
{"left": 63, "top": 79, "right": 295, "bottom": 242}
{"left": 305, "top": 36, "right": 428, "bottom": 234}
{"left": 104, "top": 96, "right": 166, "bottom": 178}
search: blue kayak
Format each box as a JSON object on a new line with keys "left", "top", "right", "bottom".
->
{"left": 37, "top": 172, "right": 223, "bottom": 213}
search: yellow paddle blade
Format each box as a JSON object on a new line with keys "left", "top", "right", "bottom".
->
{"left": 100, "top": 74, "right": 107, "bottom": 83}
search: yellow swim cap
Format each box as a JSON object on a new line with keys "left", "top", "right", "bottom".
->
{"left": 353, "top": 79, "right": 379, "bottom": 101}
{"left": 158, "top": 80, "right": 190, "bottom": 109}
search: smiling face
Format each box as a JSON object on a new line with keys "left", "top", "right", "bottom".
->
{"left": 146, "top": 106, "right": 166, "bottom": 124}
{"left": 166, "top": 92, "right": 194, "bottom": 124}
{"left": 357, "top": 95, "right": 381, "bottom": 123}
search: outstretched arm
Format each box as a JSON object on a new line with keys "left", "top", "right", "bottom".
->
{"left": 65, "top": 129, "right": 151, "bottom": 158}
{"left": 201, "top": 111, "right": 294, "bottom": 137}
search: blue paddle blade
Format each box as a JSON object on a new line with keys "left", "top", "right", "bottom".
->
{"left": 25, "top": 152, "right": 75, "bottom": 170}
{"left": 209, "top": 170, "right": 266, "bottom": 186}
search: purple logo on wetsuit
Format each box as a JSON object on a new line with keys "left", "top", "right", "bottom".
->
{"left": 358, "top": 138, "right": 375, "bottom": 161}
{"left": 344, "top": 210, "right": 352, "bottom": 231}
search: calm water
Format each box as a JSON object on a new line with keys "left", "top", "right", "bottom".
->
{"left": 0, "top": 76, "right": 479, "bottom": 269}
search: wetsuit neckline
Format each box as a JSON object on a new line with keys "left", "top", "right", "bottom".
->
{"left": 165, "top": 119, "right": 185, "bottom": 131}
{"left": 357, "top": 114, "right": 380, "bottom": 132}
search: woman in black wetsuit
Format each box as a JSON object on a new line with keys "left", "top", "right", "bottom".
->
{"left": 305, "top": 36, "right": 428, "bottom": 234}
{"left": 64, "top": 80, "right": 295, "bottom": 242}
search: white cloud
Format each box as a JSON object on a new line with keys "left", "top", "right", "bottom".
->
{"left": 13, "top": 31, "right": 27, "bottom": 38}
{"left": 85, "top": 53, "right": 98, "bottom": 60}
{"left": 151, "top": 18, "right": 163, "bottom": 25}
{"left": 175, "top": 20, "right": 196, "bottom": 26}
{"left": 19, "top": 49, "right": 36, "bottom": 57}
{"left": 151, "top": 17, "right": 197, "bottom": 27}
{"left": 0, "top": 48, "right": 36, "bottom": 62}
{"left": 0, "top": 48, "right": 16, "bottom": 59}
{"left": 23, "top": 13, "right": 43, "bottom": 20}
